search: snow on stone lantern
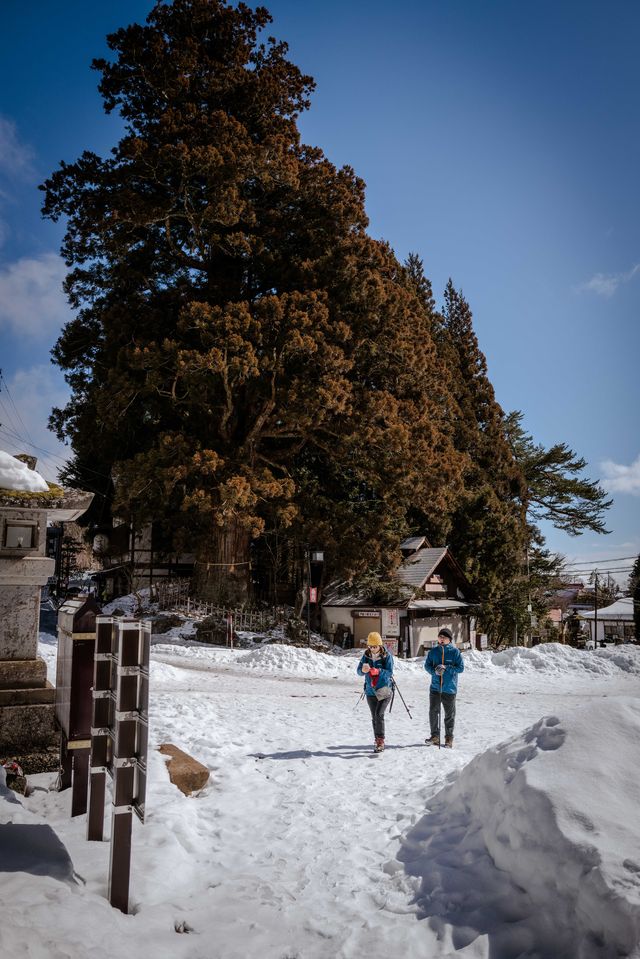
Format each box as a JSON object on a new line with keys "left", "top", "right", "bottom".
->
{"left": 0, "top": 450, "right": 93, "bottom": 768}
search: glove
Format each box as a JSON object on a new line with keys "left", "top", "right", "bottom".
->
{"left": 369, "top": 667, "right": 380, "bottom": 678}
{"left": 435, "top": 664, "right": 446, "bottom": 676}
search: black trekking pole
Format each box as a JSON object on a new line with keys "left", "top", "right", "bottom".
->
{"left": 438, "top": 649, "right": 444, "bottom": 749}
{"left": 392, "top": 680, "right": 413, "bottom": 719}
{"left": 353, "top": 690, "right": 365, "bottom": 710}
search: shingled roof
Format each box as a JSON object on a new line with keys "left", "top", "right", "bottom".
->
{"left": 395, "top": 547, "right": 448, "bottom": 589}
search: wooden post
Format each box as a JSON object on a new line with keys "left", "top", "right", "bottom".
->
{"left": 70, "top": 746, "right": 90, "bottom": 817}
{"left": 87, "top": 617, "right": 114, "bottom": 841}
{"left": 87, "top": 767, "right": 106, "bottom": 841}
{"left": 109, "top": 806, "right": 133, "bottom": 914}
{"left": 106, "top": 618, "right": 150, "bottom": 914}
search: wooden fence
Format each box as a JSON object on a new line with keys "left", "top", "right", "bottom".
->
{"left": 155, "top": 579, "right": 290, "bottom": 632}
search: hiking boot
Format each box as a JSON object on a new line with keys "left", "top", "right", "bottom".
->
{"left": 445, "top": 736, "right": 454, "bottom": 749}
{"left": 425, "top": 735, "right": 440, "bottom": 746}
{"left": 374, "top": 737, "right": 385, "bottom": 753}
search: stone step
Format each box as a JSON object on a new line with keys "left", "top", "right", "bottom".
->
{"left": 0, "top": 702, "right": 59, "bottom": 752}
{"left": 0, "top": 681, "right": 55, "bottom": 706}
{"left": 0, "top": 658, "right": 48, "bottom": 690}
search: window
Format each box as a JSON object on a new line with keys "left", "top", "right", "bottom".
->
{"left": 3, "top": 521, "right": 37, "bottom": 550}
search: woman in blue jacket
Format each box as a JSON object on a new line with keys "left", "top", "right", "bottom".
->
{"left": 357, "top": 631, "right": 394, "bottom": 753}
{"left": 424, "top": 627, "right": 464, "bottom": 748}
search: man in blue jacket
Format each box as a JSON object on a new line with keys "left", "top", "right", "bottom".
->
{"left": 424, "top": 627, "right": 464, "bottom": 748}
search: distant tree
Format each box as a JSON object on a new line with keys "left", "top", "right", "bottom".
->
{"left": 504, "top": 411, "right": 612, "bottom": 535}
{"left": 564, "top": 608, "right": 582, "bottom": 646}
{"left": 627, "top": 554, "right": 640, "bottom": 641}
{"left": 429, "top": 280, "right": 527, "bottom": 642}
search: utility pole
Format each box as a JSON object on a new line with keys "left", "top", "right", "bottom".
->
{"left": 593, "top": 570, "right": 599, "bottom": 647}
{"left": 306, "top": 544, "right": 311, "bottom": 645}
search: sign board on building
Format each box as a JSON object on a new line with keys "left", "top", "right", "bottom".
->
{"left": 352, "top": 610, "right": 381, "bottom": 618}
{"left": 382, "top": 608, "right": 400, "bottom": 637}
{"left": 384, "top": 638, "right": 399, "bottom": 655}
{"left": 309, "top": 587, "right": 318, "bottom": 603}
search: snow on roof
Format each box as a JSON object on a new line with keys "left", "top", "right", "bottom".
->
{"left": 408, "top": 598, "right": 471, "bottom": 610}
{"left": 580, "top": 597, "right": 635, "bottom": 621}
{"left": 0, "top": 450, "right": 48, "bottom": 493}
{"left": 399, "top": 535, "right": 427, "bottom": 552}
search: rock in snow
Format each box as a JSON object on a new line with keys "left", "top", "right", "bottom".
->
{"left": 399, "top": 699, "right": 640, "bottom": 958}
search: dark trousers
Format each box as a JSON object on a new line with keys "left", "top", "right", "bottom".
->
{"left": 430, "top": 690, "right": 456, "bottom": 738}
{"left": 367, "top": 695, "right": 390, "bottom": 739}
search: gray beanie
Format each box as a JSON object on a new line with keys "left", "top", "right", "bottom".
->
{"left": 438, "top": 627, "right": 453, "bottom": 641}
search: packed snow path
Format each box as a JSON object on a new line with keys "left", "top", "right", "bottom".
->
{"left": 3, "top": 639, "right": 640, "bottom": 958}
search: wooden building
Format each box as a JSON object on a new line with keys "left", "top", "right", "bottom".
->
{"left": 321, "top": 537, "right": 478, "bottom": 657}
{"left": 90, "top": 520, "right": 195, "bottom": 601}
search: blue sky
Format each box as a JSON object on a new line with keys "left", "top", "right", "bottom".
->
{"left": 0, "top": 0, "right": 638, "bottom": 581}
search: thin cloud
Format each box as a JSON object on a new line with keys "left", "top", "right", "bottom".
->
{"left": 0, "top": 115, "right": 35, "bottom": 180}
{"left": 582, "top": 263, "right": 640, "bottom": 298}
{"left": 0, "top": 364, "right": 70, "bottom": 482}
{"left": 0, "top": 252, "right": 70, "bottom": 339}
{"left": 600, "top": 454, "right": 640, "bottom": 496}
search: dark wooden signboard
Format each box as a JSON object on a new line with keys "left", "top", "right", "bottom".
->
{"left": 55, "top": 596, "right": 101, "bottom": 817}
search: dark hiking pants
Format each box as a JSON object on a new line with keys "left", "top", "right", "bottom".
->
{"left": 430, "top": 690, "right": 456, "bottom": 739}
{"left": 367, "top": 695, "right": 390, "bottom": 739}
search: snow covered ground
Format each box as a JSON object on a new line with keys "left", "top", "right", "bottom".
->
{"left": 3, "top": 631, "right": 640, "bottom": 958}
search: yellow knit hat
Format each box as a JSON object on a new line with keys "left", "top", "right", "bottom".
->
{"left": 366, "top": 631, "right": 383, "bottom": 647}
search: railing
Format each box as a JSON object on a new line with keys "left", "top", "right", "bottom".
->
{"left": 154, "top": 579, "right": 291, "bottom": 632}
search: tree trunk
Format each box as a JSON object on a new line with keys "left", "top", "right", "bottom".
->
{"left": 194, "top": 519, "right": 251, "bottom": 605}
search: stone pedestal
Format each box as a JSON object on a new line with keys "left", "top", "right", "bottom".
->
{"left": 0, "top": 477, "right": 93, "bottom": 766}
{"left": 0, "top": 658, "right": 56, "bottom": 753}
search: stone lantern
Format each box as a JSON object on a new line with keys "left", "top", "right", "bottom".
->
{"left": 0, "top": 451, "right": 93, "bottom": 767}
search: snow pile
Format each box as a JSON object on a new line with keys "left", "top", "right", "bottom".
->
{"left": 151, "top": 641, "right": 240, "bottom": 668}
{"left": 235, "top": 643, "right": 350, "bottom": 676}
{"left": 0, "top": 449, "right": 49, "bottom": 492}
{"left": 399, "top": 699, "right": 640, "bottom": 958}
{"left": 101, "top": 588, "right": 152, "bottom": 616}
{"left": 466, "top": 642, "right": 640, "bottom": 678}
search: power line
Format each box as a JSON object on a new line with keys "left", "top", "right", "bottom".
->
{"left": 0, "top": 424, "right": 69, "bottom": 472}
{"left": 0, "top": 425, "right": 113, "bottom": 487}
{"left": 561, "top": 555, "right": 637, "bottom": 566}
{"left": 0, "top": 369, "right": 35, "bottom": 446}
{"left": 0, "top": 394, "right": 27, "bottom": 445}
